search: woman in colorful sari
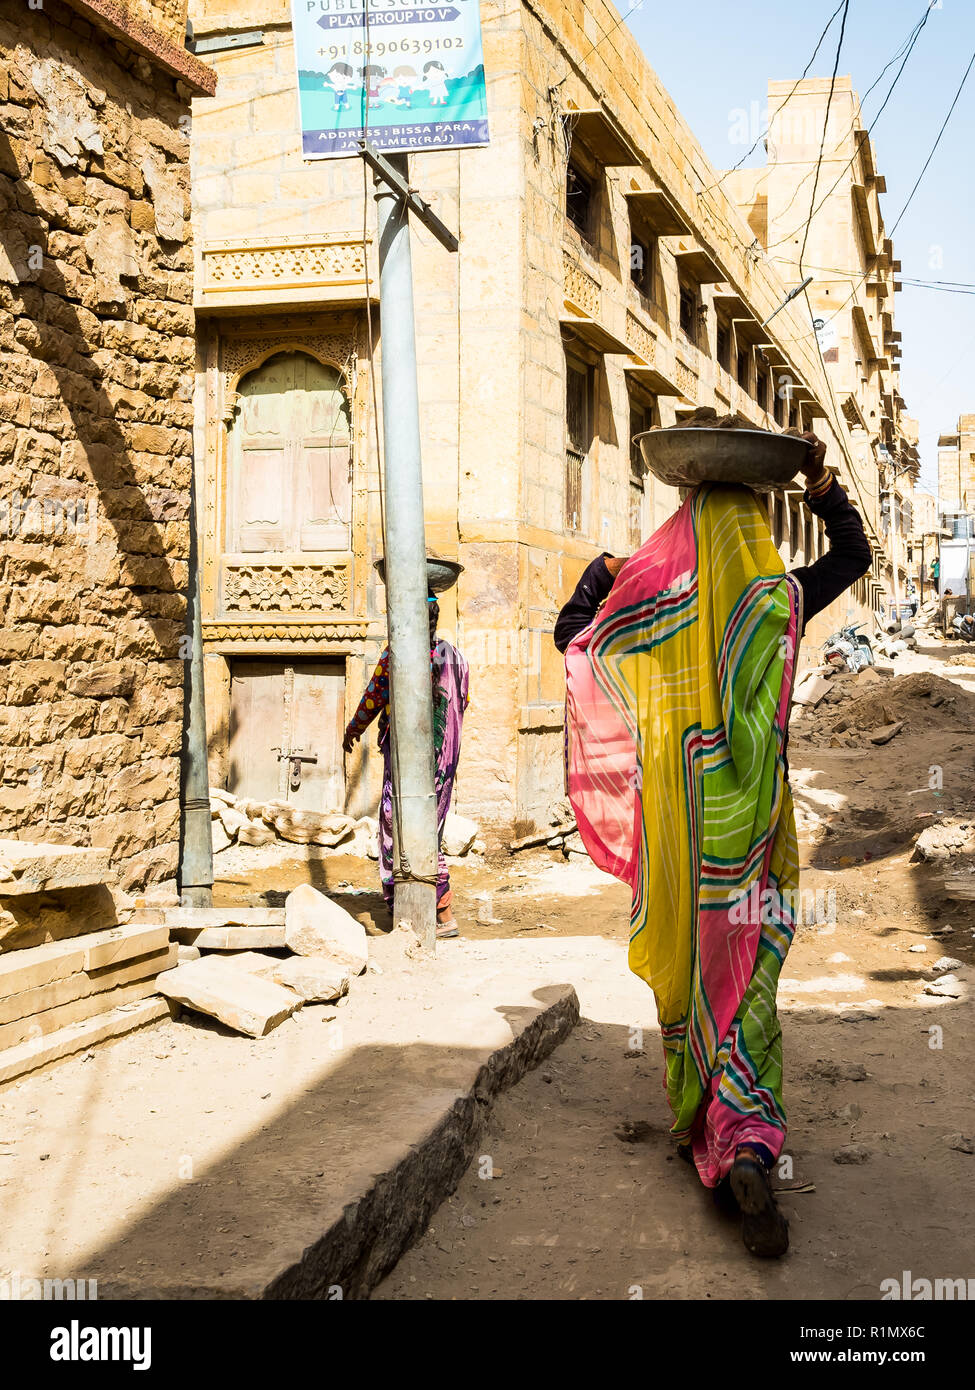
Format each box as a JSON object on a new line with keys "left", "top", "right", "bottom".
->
{"left": 555, "top": 434, "right": 870, "bottom": 1257}
{"left": 343, "top": 598, "right": 470, "bottom": 938}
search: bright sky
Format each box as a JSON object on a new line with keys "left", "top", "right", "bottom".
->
{"left": 626, "top": 0, "right": 975, "bottom": 496}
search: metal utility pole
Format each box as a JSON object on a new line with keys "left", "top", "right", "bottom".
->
{"left": 178, "top": 455, "right": 213, "bottom": 908}
{"left": 363, "top": 142, "right": 458, "bottom": 952}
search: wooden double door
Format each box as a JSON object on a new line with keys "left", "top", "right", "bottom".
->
{"left": 228, "top": 659, "right": 346, "bottom": 812}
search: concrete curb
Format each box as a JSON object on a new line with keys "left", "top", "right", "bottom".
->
{"left": 263, "top": 982, "right": 580, "bottom": 1299}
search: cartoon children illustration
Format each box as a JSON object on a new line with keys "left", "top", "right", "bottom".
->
{"left": 359, "top": 64, "right": 385, "bottom": 103}
{"left": 422, "top": 59, "right": 449, "bottom": 106}
{"left": 393, "top": 65, "right": 418, "bottom": 107}
{"left": 325, "top": 61, "right": 355, "bottom": 112}
{"left": 378, "top": 70, "right": 399, "bottom": 106}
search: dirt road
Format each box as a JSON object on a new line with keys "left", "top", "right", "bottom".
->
{"left": 370, "top": 638, "right": 975, "bottom": 1299}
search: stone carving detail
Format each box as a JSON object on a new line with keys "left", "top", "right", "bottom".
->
{"left": 563, "top": 251, "right": 601, "bottom": 318}
{"left": 626, "top": 312, "right": 656, "bottom": 363}
{"left": 223, "top": 564, "right": 350, "bottom": 614}
{"left": 204, "top": 622, "right": 368, "bottom": 643}
{"left": 220, "top": 326, "right": 359, "bottom": 403}
{"left": 203, "top": 236, "right": 369, "bottom": 294}
{"left": 675, "top": 358, "right": 698, "bottom": 400}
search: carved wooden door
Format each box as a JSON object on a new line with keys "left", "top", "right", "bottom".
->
{"left": 228, "top": 658, "right": 346, "bottom": 812}
{"left": 226, "top": 351, "right": 352, "bottom": 561}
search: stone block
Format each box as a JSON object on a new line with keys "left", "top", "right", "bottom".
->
{"left": 156, "top": 959, "right": 300, "bottom": 1037}
{"left": 169, "top": 926, "right": 287, "bottom": 950}
{"left": 0, "top": 944, "right": 176, "bottom": 1027}
{"left": 269, "top": 956, "right": 351, "bottom": 1004}
{"left": 0, "top": 841, "right": 112, "bottom": 896}
{"left": 284, "top": 884, "right": 368, "bottom": 973}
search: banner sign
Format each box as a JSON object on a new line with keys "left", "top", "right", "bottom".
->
{"left": 291, "top": 0, "right": 490, "bottom": 158}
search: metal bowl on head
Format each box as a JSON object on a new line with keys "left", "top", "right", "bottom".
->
{"left": 373, "top": 550, "right": 464, "bottom": 595}
{"left": 635, "top": 427, "right": 808, "bottom": 491}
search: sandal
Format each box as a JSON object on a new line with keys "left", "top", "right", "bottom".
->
{"left": 730, "top": 1146, "right": 789, "bottom": 1258}
{"left": 436, "top": 914, "right": 459, "bottom": 939}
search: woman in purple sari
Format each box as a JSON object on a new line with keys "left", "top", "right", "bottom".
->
{"left": 343, "top": 598, "right": 470, "bottom": 937}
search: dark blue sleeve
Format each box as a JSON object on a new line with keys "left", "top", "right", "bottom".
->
{"left": 790, "top": 479, "right": 873, "bottom": 625}
{"left": 554, "top": 554, "right": 616, "bottom": 653}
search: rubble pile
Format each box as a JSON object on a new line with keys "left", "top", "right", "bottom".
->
{"left": 792, "top": 669, "right": 975, "bottom": 749}
{"left": 155, "top": 883, "right": 372, "bottom": 1038}
{"left": 207, "top": 788, "right": 485, "bottom": 861}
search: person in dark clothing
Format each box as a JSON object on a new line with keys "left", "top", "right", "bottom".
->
{"left": 555, "top": 434, "right": 872, "bottom": 652}
{"left": 556, "top": 430, "right": 872, "bottom": 1261}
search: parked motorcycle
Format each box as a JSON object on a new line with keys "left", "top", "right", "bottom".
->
{"left": 951, "top": 612, "right": 975, "bottom": 641}
{"left": 823, "top": 622, "right": 875, "bottom": 673}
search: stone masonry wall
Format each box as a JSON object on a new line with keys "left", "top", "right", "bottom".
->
{"left": 0, "top": 0, "right": 197, "bottom": 893}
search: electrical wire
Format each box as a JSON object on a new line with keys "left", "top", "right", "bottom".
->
{"left": 701, "top": 0, "right": 847, "bottom": 195}
{"left": 798, "top": 0, "right": 850, "bottom": 274}
{"left": 818, "top": 44, "right": 975, "bottom": 329}
{"left": 764, "top": 1, "right": 934, "bottom": 242}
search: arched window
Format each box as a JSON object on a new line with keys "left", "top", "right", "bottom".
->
{"left": 226, "top": 351, "right": 352, "bottom": 554}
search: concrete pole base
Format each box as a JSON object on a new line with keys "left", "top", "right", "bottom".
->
{"left": 393, "top": 880, "right": 437, "bottom": 953}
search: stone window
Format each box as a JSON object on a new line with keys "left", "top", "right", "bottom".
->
{"left": 736, "top": 347, "right": 751, "bottom": 390}
{"left": 755, "top": 367, "right": 769, "bottom": 413}
{"left": 566, "top": 159, "right": 594, "bottom": 240}
{"left": 628, "top": 397, "right": 656, "bottom": 550}
{"left": 678, "top": 282, "right": 697, "bottom": 345}
{"left": 565, "top": 357, "right": 592, "bottom": 534}
{"left": 716, "top": 320, "right": 731, "bottom": 372}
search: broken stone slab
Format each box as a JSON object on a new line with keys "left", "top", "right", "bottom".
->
{"left": 268, "top": 956, "right": 351, "bottom": 1004}
{"left": 932, "top": 956, "right": 963, "bottom": 973}
{"left": 868, "top": 720, "right": 904, "bottom": 745}
{"left": 0, "top": 841, "right": 112, "bottom": 896}
{"left": 238, "top": 820, "right": 275, "bottom": 847}
{"left": 441, "top": 812, "right": 479, "bottom": 857}
{"left": 156, "top": 959, "right": 300, "bottom": 1037}
{"left": 170, "top": 926, "right": 287, "bottom": 950}
{"left": 793, "top": 675, "right": 832, "bottom": 708}
{"left": 284, "top": 884, "right": 368, "bottom": 973}
{"left": 162, "top": 908, "right": 286, "bottom": 928}
{"left": 265, "top": 807, "right": 355, "bottom": 848}
{"left": 923, "top": 973, "right": 964, "bottom": 998}
{"left": 219, "top": 951, "right": 280, "bottom": 976}
{"left": 217, "top": 806, "right": 250, "bottom": 840}
{"left": 209, "top": 787, "right": 237, "bottom": 807}
{"left": 211, "top": 820, "right": 233, "bottom": 855}
{"left": 944, "top": 1133, "right": 975, "bottom": 1154}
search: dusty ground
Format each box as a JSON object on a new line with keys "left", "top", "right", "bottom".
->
{"left": 371, "top": 637, "right": 975, "bottom": 1299}
{"left": 4, "top": 638, "right": 974, "bottom": 1301}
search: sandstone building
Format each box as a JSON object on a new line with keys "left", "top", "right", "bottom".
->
{"left": 189, "top": 0, "right": 909, "bottom": 839}
{"left": 723, "top": 77, "right": 919, "bottom": 612}
{"left": 938, "top": 414, "right": 975, "bottom": 517}
{"left": 0, "top": 1, "right": 214, "bottom": 890}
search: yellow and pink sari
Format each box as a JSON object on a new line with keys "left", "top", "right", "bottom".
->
{"left": 565, "top": 485, "right": 802, "bottom": 1186}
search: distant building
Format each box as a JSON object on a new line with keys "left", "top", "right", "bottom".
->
{"left": 188, "top": 1, "right": 903, "bottom": 839}
{"left": 938, "top": 414, "right": 975, "bottom": 515}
